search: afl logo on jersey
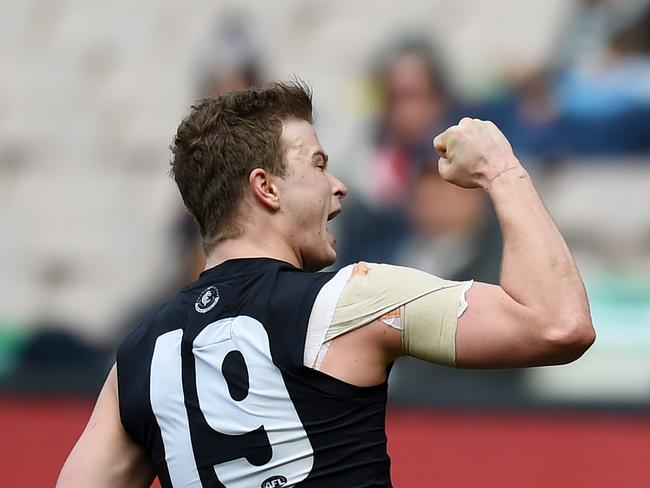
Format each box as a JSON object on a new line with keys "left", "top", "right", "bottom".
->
{"left": 261, "top": 475, "right": 287, "bottom": 488}
{"left": 195, "top": 286, "right": 220, "bottom": 313}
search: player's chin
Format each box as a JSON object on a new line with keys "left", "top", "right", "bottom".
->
{"left": 324, "top": 244, "right": 337, "bottom": 266}
{"left": 325, "top": 232, "right": 338, "bottom": 259}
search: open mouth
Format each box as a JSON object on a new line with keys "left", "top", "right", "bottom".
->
{"left": 327, "top": 208, "right": 342, "bottom": 221}
{"left": 326, "top": 208, "right": 342, "bottom": 244}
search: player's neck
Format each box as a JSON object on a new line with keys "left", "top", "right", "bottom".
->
{"left": 204, "top": 235, "right": 302, "bottom": 271}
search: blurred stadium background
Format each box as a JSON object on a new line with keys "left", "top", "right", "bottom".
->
{"left": 2, "top": 0, "right": 650, "bottom": 486}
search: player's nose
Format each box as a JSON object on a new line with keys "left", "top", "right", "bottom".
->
{"left": 331, "top": 174, "right": 348, "bottom": 200}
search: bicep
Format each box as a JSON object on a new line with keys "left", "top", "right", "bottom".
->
{"left": 57, "top": 365, "right": 155, "bottom": 488}
{"left": 455, "top": 282, "right": 559, "bottom": 368}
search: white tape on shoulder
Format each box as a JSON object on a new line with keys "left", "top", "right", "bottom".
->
{"left": 303, "top": 265, "right": 353, "bottom": 368}
{"left": 326, "top": 263, "right": 463, "bottom": 342}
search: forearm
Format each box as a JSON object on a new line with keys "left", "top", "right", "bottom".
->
{"left": 434, "top": 118, "right": 594, "bottom": 365}
{"left": 487, "top": 161, "right": 591, "bottom": 329}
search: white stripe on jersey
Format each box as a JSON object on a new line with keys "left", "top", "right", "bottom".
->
{"left": 151, "top": 329, "right": 202, "bottom": 487}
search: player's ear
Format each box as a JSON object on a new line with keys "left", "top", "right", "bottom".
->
{"left": 249, "top": 168, "right": 281, "bottom": 211}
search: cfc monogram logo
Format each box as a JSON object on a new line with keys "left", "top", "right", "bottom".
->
{"left": 194, "top": 286, "right": 220, "bottom": 314}
{"left": 261, "top": 475, "right": 287, "bottom": 488}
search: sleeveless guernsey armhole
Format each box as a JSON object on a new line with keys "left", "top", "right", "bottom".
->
{"left": 303, "top": 265, "right": 354, "bottom": 368}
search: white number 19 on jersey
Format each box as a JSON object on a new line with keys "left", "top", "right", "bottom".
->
{"left": 150, "top": 316, "right": 314, "bottom": 487}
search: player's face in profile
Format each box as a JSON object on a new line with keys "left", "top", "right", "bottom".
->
{"left": 278, "top": 118, "right": 347, "bottom": 271}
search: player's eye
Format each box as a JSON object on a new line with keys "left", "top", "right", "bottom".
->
{"left": 314, "top": 153, "right": 328, "bottom": 171}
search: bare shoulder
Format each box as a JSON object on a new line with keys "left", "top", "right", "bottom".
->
{"left": 57, "top": 365, "right": 155, "bottom": 488}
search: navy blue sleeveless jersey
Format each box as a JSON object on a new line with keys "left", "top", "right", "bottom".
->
{"left": 116, "top": 258, "right": 393, "bottom": 487}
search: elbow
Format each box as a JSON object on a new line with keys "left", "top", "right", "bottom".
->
{"left": 543, "top": 312, "right": 595, "bottom": 364}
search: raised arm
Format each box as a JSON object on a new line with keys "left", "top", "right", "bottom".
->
{"left": 57, "top": 365, "right": 155, "bottom": 488}
{"left": 434, "top": 118, "right": 595, "bottom": 368}
{"left": 301, "top": 119, "right": 594, "bottom": 388}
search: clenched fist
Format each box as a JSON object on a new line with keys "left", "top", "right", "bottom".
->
{"left": 433, "top": 118, "right": 521, "bottom": 190}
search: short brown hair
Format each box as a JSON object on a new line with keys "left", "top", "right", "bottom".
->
{"left": 170, "top": 81, "right": 313, "bottom": 252}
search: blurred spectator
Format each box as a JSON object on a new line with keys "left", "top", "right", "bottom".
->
{"left": 338, "top": 37, "right": 460, "bottom": 266}
{"left": 396, "top": 166, "right": 500, "bottom": 283}
{"left": 475, "top": 0, "right": 650, "bottom": 160}
{"left": 336, "top": 36, "right": 522, "bottom": 407}
{"left": 553, "top": 0, "right": 650, "bottom": 154}
{"left": 470, "top": 69, "right": 564, "bottom": 161}
{"left": 556, "top": 0, "right": 650, "bottom": 117}
{"left": 338, "top": 37, "right": 501, "bottom": 281}
{"left": 360, "top": 37, "right": 454, "bottom": 205}
{"left": 194, "top": 12, "right": 265, "bottom": 97}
